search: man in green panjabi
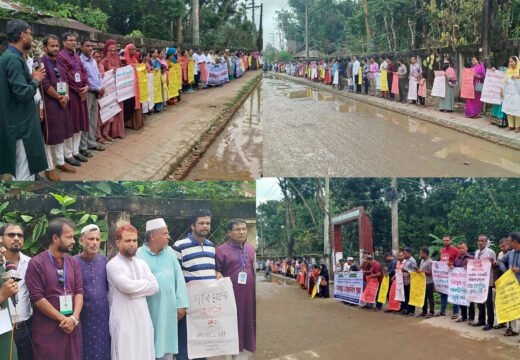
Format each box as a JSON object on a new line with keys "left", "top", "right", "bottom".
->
{"left": 136, "top": 218, "right": 189, "bottom": 360}
{"left": 0, "top": 19, "right": 48, "bottom": 179}
{"left": 0, "top": 239, "right": 19, "bottom": 360}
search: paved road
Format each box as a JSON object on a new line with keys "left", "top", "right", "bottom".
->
{"left": 262, "top": 76, "right": 520, "bottom": 177}
{"left": 257, "top": 274, "right": 519, "bottom": 360}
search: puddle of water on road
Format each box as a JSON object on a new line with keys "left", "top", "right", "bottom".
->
{"left": 262, "top": 275, "right": 295, "bottom": 286}
{"left": 185, "top": 83, "right": 263, "bottom": 181}
{"left": 275, "top": 76, "right": 520, "bottom": 175}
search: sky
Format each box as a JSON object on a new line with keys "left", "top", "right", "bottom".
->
{"left": 244, "top": 0, "right": 290, "bottom": 50}
{"left": 256, "top": 177, "right": 283, "bottom": 207}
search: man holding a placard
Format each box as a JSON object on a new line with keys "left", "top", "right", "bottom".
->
{"left": 453, "top": 243, "right": 474, "bottom": 323}
{"left": 473, "top": 235, "right": 496, "bottom": 331}
{"left": 437, "top": 235, "right": 459, "bottom": 317}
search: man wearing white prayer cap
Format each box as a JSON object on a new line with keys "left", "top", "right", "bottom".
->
{"left": 73, "top": 223, "right": 111, "bottom": 359}
{"left": 136, "top": 218, "right": 189, "bottom": 360}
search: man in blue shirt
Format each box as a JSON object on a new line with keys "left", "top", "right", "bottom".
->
{"left": 79, "top": 39, "right": 105, "bottom": 157}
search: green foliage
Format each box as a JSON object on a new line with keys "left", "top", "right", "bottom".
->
{"left": 128, "top": 30, "right": 144, "bottom": 38}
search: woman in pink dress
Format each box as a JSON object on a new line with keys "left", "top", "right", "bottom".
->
{"left": 464, "top": 56, "right": 486, "bottom": 118}
{"left": 417, "top": 71, "right": 427, "bottom": 106}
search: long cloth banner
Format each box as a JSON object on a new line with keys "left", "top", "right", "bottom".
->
{"left": 460, "top": 68, "right": 475, "bottom": 99}
{"left": 480, "top": 69, "right": 505, "bottom": 105}
{"left": 207, "top": 63, "right": 229, "bottom": 86}
{"left": 98, "top": 69, "right": 121, "bottom": 123}
{"left": 333, "top": 271, "right": 363, "bottom": 305}
{"left": 409, "top": 272, "right": 426, "bottom": 307}
{"left": 377, "top": 275, "right": 390, "bottom": 304}
{"left": 187, "top": 278, "right": 239, "bottom": 358}
{"left": 465, "top": 259, "right": 492, "bottom": 303}
{"left": 495, "top": 269, "right": 520, "bottom": 324}
{"left": 502, "top": 79, "right": 520, "bottom": 117}
{"left": 432, "top": 261, "right": 450, "bottom": 294}
{"left": 236, "top": 60, "right": 244, "bottom": 78}
{"left": 394, "top": 270, "right": 405, "bottom": 302}
{"left": 431, "top": 71, "right": 446, "bottom": 98}
{"left": 115, "top": 65, "right": 136, "bottom": 102}
{"left": 360, "top": 277, "right": 379, "bottom": 304}
{"left": 447, "top": 267, "right": 469, "bottom": 306}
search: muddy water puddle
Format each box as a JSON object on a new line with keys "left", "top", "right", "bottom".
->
{"left": 185, "top": 83, "right": 263, "bottom": 180}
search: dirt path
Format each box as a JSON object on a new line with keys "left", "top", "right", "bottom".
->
{"left": 257, "top": 274, "right": 520, "bottom": 360}
{"left": 58, "top": 70, "right": 260, "bottom": 181}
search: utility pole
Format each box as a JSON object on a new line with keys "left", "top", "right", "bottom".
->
{"left": 305, "top": 0, "right": 309, "bottom": 59}
{"left": 391, "top": 177, "right": 399, "bottom": 256}
{"left": 260, "top": 219, "right": 264, "bottom": 257}
{"left": 247, "top": 0, "right": 256, "bottom": 26}
{"left": 192, "top": 0, "right": 200, "bottom": 46}
{"left": 481, "top": 0, "right": 491, "bottom": 67}
{"left": 323, "top": 177, "right": 331, "bottom": 274}
{"left": 257, "top": 3, "right": 263, "bottom": 50}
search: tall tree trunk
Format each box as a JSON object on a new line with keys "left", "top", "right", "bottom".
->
{"left": 177, "top": 15, "right": 183, "bottom": 44}
{"left": 383, "top": 14, "right": 392, "bottom": 52}
{"left": 390, "top": 10, "right": 397, "bottom": 51}
{"left": 408, "top": 19, "right": 416, "bottom": 49}
{"left": 362, "top": 0, "right": 372, "bottom": 50}
{"left": 481, "top": 0, "right": 491, "bottom": 64}
{"left": 192, "top": 0, "right": 200, "bottom": 46}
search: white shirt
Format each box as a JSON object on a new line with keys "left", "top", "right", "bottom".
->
{"left": 191, "top": 53, "right": 200, "bottom": 74}
{"left": 6, "top": 253, "right": 33, "bottom": 323}
{"left": 352, "top": 60, "right": 360, "bottom": 78}
{"left": 107, "top": 254, "right": 159, "bottom": 360}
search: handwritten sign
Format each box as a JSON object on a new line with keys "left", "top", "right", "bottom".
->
{"left": 480, "top": 69, "right": 505, "bottom": 105}
{"left": 448, "top": 268, "right": 469, "bottom": 306}
{"left": 407, "top": 77, "right": 418, "bottom": 100}
{"left": 333, "top": 271, "right": 363, "bottom": 305}
{"left": 465, "top": 259, "right": 491, "bottom": 303}
{"left": 394, "top": 270, "right": 405, "bottom": 302}
{"left": 388, "top": 280, "right": 401, "bottom": 311}
{"left": 98, "top": 69, "right": 121, "bottom": 123}
{"left": 207, "top": 63, "right": 229, "bottom": 86}
{"left": 187, "top": 278, "right": 239, "bottom": 358}
{"left": 460, "top": 68, "right": 475, "bottom": 99}
{"left": 431, "top": 71, "right": 446, "bottom": 98}
{"left": 502, "top": 79, "right": 520, "bottom": 117}
{"left": 360, "top": 277, "right": 379, "bottom": 304}
{"left": 495, "top": 270, "right": 520, "bottom": 324}
{"left": 391, "top": 73, "right": 399, "bottom": 94}
{"left": 409, "top": 272, "right": 426, "bottom": 307}
{"left": 115, "top": 65, "right": 136, "bottom": 102}
{"left": 377, "top": 275, "right": 390, "bottom": 304}
{"left": 432, "top": 261, "right": 449, "bottom": 294}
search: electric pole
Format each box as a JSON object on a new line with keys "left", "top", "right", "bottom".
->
{"left": 247, "top": 1, "right": 263, "bottom": 51}
{"left": 305, "top": 0, "right": 309, "bottom": 59}
{"left": 192, "top": 0, "right": 200, "bottom": 46}
{"left": 391, "top": 177, "right": 399, "bottom": 256}
{"left": 324, "top": 177, "right": 331, "bottom": 274}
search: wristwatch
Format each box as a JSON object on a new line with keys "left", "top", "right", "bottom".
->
{"left": 70, "top": 315, "right": 79, "bottom": 326}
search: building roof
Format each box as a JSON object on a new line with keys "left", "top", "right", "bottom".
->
{"left": 36, "top": 17, "right": 102, "bottom": 33}
{"left": 0, "top": 0, "right": 47, "bottom": 15}
{"left": 293, "top": 49, "right": 326, "bottom": 59}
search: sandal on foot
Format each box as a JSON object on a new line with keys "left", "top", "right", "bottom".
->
{"left": 504, "top": 328, "right": 519, "bottom": 336}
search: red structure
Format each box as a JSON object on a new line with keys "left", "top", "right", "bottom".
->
{"left": 331, "top": 207, "right": 373, "bottom": 263}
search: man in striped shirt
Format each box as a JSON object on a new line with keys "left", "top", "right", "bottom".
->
{"left": 173, "top": 209, "right": 217, "bottom": 360}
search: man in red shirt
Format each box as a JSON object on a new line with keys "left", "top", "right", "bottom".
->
{"left": 364, "top": 254, "right": 383, "bottom": 310}
{"left": 436, "top": 235, "right": 460, "bottom": 316}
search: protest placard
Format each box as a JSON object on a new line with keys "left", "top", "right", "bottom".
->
{"left": 207, "top": 63, "right": 229, "bottom": 86}
{"left": 480, "top": 69, "right": 505, "bottom": 105}
{"left": 236, "top": 60, "right": 243, "bottom": 78}
{"left": 409, "top": 272, "right": 426, "bottom": 307}
{"left": 168, "top": 64, "right": 181, "bottom": 99}
{"left": 98, "top": 69, "right": 121, "bottom": 123}
{"left": 408, "top": 77, "right": 418, "bottom": 100}
{"left": 360, "top": 277, "right": 379, "bottom": 304}
{"left": 187, "top": 278, "right": 239, "bottom": 358}
{"left": 116, "top": 65, "right": 136, "bottom": 102}
{"left": 460, "top": 68, "right": 475, "bottom": 99}
{"left": 502, "top": 79, "right": 520, "bottom": 117}
{"left": 391, "top": 73, "right": 399, "bottom": 94}
{"left": 136, "top": 64, "right": 149, "bottom": 103}
{"left": 448, "top": 268, "right": 469, "bottom": 306}
{"left": 333, "top": 271, "right": 363, "bottom": 305}
{"left": 465, "top": 259, "right": 491, "bottom": 303}
{"left": 388, "top": 281, "right": 401, "bottom": 311}
{"left": 376, "top": 72, "right": 381, "bottom": 90}
{"left": 188, "top": 60, "right": 195, "bottom": 84}
{"left": 395, "top": 270, "right": 405, "bottom": 302}
{"left": 495, "top": 270, "right": 520, "bottom": 324}
{"left": 431, "top": 71, "right": 446, "bottom": 97}
{"left": 153, "top": 69, "right": 163, "bottom": 104}
{"left": 432, "top": 261, "right": 449, "bottom": 294}
{"left": 377, "top": 275, "right": 390, "bottom": 304}
{"left": 380, "top": 70, "right": 388, "bottom": 92}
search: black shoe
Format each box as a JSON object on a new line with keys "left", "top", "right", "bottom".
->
{"left": 88, "top": 145, "right": 106, "bottom": 152}
{"left": 472, "top": 322, "right": 485, "bottom": 327}
{"left": 483, "top": 324, "right": 493, "bottom": 331}
{"left": 79, "top": 150, "right": 93, "bottom": 158}
{"left": 65, "top": 157, "right": 81, "bottom": 167}
{"left": 74, "top": 153, "right": 89, "bottom": 162}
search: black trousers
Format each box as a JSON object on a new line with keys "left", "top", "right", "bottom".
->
{"left": 422, "top": 283, "right": 435, "bottom": 314}
{"left": 418, "top": 95, "right": 425, "bottom": 105}
{"left": 363, "top": 78, "right": 369, "bottom": 94}
{"left": 338, "top": 74, "right": 344, "bottom": 90}
{"left": 388, "top": 76, "right": 394, "bottom": 99}
{"left": 14, "top": 319, "right": 34, "bottom": 360}
{"left": 477, "top": 287, "right": 494, "bottom": 325}
{"left": 403, "top": 284, "right": 414, "bottom": 314}
{"left": 355, "top": 75, "right": 361, "bottom": 93}
{"left": 461, "top": 302, "right": 475, "bottom": 321}
{"left": 398, "top": 78, "right": 406, "bottom": 103}
{"left": 193, "top": 73, "right": 200, "bottom": 89}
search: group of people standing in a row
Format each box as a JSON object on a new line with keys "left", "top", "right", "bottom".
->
{"left": 0, "top": 19, "right": 262, "bottom": 182}
{"left": 273, "top": 54, "right": 520, "bottom": 131}
{"left": 0, "top": 210, "right": 256, "bottom": 360}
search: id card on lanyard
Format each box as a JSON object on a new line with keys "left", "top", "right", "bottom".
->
{"left": 237, "top": 246, "right": 248, "bottom": 285}
{"left": 47, "top": 251, "right": 73, "bottom": 315}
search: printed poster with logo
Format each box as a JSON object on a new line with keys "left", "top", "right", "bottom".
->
{"left": 465, "top": 259, "right": 491, "bottom": 303}
{"left": 187, "top": 278, "right": 239, "bottom": 358}
{"left": 447, "top": 268, "right": 469, "bottom": 306}
{"left": 115, "top": 65, "right": 136, "bottom": 102}
{"left": 98, "top": 69, "right": 121, "bottom": 123}
{"left": 333, "top": 271, "right": 363, "bottom": 305}
{"left": 432, "top": 261, "right": 449, "bottom": 294}
{"left": 207, "top": 63, "right": 229, "bottom": 86}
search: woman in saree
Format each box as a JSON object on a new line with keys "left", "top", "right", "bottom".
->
{"left": 464, "top": 56, "right": 486, "bottom": 118}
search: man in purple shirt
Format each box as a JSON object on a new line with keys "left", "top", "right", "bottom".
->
{"left": 80, "top": 39, "right": 105, "bottom": 157}
{"left": 409, "top": 56, "right": 422, "bottom": 105}
{"left": 452, "top": 242, "right": 475, "bottom": 323}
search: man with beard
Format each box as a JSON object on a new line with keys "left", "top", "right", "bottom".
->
{"left": 56, "top": 32, "right": 90, "bottom": 167}
{"left": 107, "top": 223, "right": 158, "bottom": 360}
{"left": 173, "top": 209, "right": 217, "bottom": 360}
{"left": 1, "top": 223, "right": 33, "bottom": 360}
{"left": 25, "top": 218, "right": 84, "bottom": 360}
{"left": 216, "top": 219, "right": 256, "bottom": 358}
{"left": 73, "top": 224, "right": 110, "bottom": 360}
{"left": 0, "top": 19, "right": 47, "bottom": 180}
{"left": 40, "top": 34, "right": 75, "bottom": 180}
